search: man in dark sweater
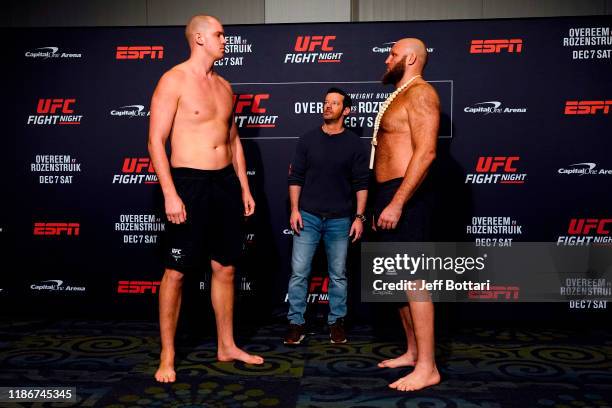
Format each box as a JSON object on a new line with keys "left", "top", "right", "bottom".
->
{"left": 284, "top": 87, "right": 369, "bottom": 345}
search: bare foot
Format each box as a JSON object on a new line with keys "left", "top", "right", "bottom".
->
{"left": 218, "top": 346, "right": 264, "bottom": 365}
{"left": 389, "top": 364, "right": 440, "bottom": 391}
{"left": 378, "top": 352, "right": 417, "bottom": 368}
{"left": 155, "top": 350, "right": 176, "bottom": 383}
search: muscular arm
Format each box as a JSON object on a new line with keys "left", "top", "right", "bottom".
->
{"left": 390, "top": 85, "right": 439, "bottom": 207}
{"left": 148, "top": 71, "right": 185, "bottom": 224}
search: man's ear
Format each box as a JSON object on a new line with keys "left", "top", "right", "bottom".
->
{"left": 406, "top": 52, "right": 417, "bottom": 65}
{"left": 195, "top": 32, "right": 205, "bottom": 46}
{"left": 343, "top": 106, "right": 351, "bottom": 116}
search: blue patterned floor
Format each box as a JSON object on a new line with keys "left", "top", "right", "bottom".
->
{"left": 1, "top": 320, "right": 611, "bottom": 407}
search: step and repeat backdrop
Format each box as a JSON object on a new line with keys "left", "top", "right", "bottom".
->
{"left": 5, "top": 16, "right": 611, "bottom": 322}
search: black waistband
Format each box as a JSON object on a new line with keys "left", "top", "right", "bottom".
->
{"left": 376, "top": 177, "right": 404, "bottom": 188}
{"left": 171, "top": 164, "right": 234, "bottom": 179}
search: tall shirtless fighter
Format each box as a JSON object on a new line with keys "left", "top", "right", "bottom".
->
{"left": 371, "top": 38, "right": 440, "bottom": 391}
{"left": 148, "top": 15, "right": 264, "bottom": 383}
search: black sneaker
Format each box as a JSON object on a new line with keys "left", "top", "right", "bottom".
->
{"left": 284, "top": 323, "right": 305, "bottom": 345}
{"left": 329, "top": 319, "right": 347, "bottom": 344}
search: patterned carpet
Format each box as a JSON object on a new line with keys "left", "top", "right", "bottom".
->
{"left": 1, "top": 319, "right": 611, "bottom": 407}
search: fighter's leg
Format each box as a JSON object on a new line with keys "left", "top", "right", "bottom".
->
{"left": 378, "top": 303, "right": 418, "bottom": 368}
{"left": 211, "top": 260, "right": 264, "bottom": 365}
{"left": 389, "top": 299, "right": 440, "bottom": 391}
{"left": 155, "top": 268, "right": 184, "bottom": 383}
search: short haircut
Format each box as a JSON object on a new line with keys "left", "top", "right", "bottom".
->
{"left": 326, "top": 87, "right": 352, "bottom": 110}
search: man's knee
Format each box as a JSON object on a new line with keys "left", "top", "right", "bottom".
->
{"left": 328, "top": 274, "right": 347, "bottom": 288}
{"left": 211, "top": 261, "right": 235, "bottom": 281}
{"left": 290, "top": 258, "right": 312, "bottom": 278}
{"left": 164, "top": 269, "right": 184, "bottom": 284}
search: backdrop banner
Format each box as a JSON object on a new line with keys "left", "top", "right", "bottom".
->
{"left": 5, "top": 16, "right": 611, "bottom": 324}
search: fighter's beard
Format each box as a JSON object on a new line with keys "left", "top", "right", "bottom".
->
{"left": 382, "top": 57, "right": 406, "bottom": 85}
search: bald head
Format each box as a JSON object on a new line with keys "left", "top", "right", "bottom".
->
{"left": 185, "top": 15, "right": 220, "bottom": 46}
{"left": 394, "top": 38, "right": 428, "bottom": 70}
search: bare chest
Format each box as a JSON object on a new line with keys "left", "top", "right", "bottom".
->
{"left": 379, "top": 100, "right": 411, "bottom": 135}
{"left": 178, "top": 78, "right": 233, "bottom": 123}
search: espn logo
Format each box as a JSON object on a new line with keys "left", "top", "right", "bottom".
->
{"left": 116, "top": 46, "right": 164, "bottom": 60}
{"left": 468, "top": 285, "right": 520, "bottom": 300}
{"left": 122, "top": 158, "right": 155, "bottom": 173}
{"left": 33, "top": 222, "right": 80, "bottom": 236}
{"left": 233, "top": 94, "right": 269, "bottom": 114}
{"left": 470, "top": 39, "right": 523, "bottom": 54}
{"left": 117, "top": 280, "right": 161, "bottom": 294}
{"left": 294, "top": 35, "right": 336, "bottom": 52}
{"left": 37, "top": 98, "right": 75, "bottom": 114}
{"left": 476, "top": 156, "right": 519, "bottom": 173}
{"left": 564, "top": 100, "right": 612, "bottom": 115}
{"left": 568, "top": 218, "right": 612, "bottom": 235}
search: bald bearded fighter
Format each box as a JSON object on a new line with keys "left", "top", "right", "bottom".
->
{"left": 148, "top": 15, "right": 264, "bottom": 383}
{"left": 371, "top": 38, "right": 441, "bottom": 391}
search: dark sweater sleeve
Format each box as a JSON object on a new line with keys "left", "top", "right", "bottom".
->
{"left": 352, "top": 140, "right": 370, "bottom": 192}
{"left": 288, "top": 136, "right": 307, "bottom": 186}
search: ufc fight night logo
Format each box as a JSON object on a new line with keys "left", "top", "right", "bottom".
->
{"left": 285, "top": 35, "right": 343, "bottom": 63}
{"left": 233, "top": 94, "right": 278, "bottom": 128}
{"left": 27, "top": 98, "right": 82, "bottom": 125}
{"left": 557, "top": 218, "right": 612, "bottom": 246}
{"left": 112, "top": 158, "right": 158, "bottom": 184}
{"left": 465, "top": 156, "right": 527, "bottom": 184}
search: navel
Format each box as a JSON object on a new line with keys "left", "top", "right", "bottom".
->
{"left": 194, "top": 110, "right": 199, "bottom": 115}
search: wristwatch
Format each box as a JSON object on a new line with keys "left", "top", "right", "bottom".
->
{"left": 355, "top": 214, "right": 366, "bottom": 222}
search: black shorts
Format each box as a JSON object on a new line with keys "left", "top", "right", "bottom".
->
{"left": 371, "top": 177, "right": 434, "bottom": 242}
{"left": 164, "top": 165, "right": 244, "bottom": 273}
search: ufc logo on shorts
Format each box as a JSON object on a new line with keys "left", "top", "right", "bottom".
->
{"left": 568, "top": 218, "right": 612, "bottom": 235}
{"left": 475, "top": 156, "right": 519, "bottom": 173}
{"left": 122, "top": 158, "right": 154, "bottom": 173}
{"left": 309, "top": 276, "right": 329, "bottom": 293}
{"left": 33, "top": 222, "right": 80, "bottom": 236}
{"left": 37, "top": 98, "right": 75, "bottom": 114}
{"left": 469, "top": 286, "right": 520, "bottom": 300}
{"left": 470, "top": 39, "right": 523, "bottom": 53}
{"left": 564, "top": 100, "right": 612, "bottom": 115}
{"left": 233, "top": 94, "right": 269, "bottom": 114}
{"left": 294, "top": 36, "right": 335, "bottom": 52}
{"left": 117, "top": 281, "right": 161, "bottom": 294}
{"left": 116, "top": 46, "right": 164, "bottom": 60}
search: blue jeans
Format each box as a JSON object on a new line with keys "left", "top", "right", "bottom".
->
{"left": 287, "top": 210, "right": 350, "bottom": 325}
